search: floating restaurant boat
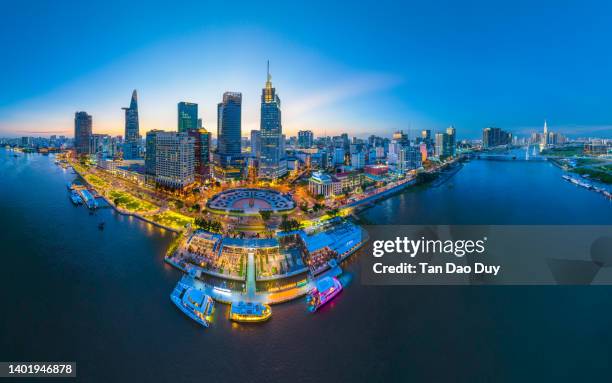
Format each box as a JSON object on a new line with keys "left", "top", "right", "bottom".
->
{"left": 70, "top": 191, "right": 82, "bottom": 205}
{"left": 229, "top": 301, "right": 272, "bottom": 323}
{"left": 170, "top": 282, "right": 214, "bottom": 327}
{"left": 78, "top": 189, "right": 98, "bottom": 209}
{"left": 306, "top": 276, "right": 343, "bottom": 312}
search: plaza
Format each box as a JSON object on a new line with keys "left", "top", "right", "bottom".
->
{"left": 206, "top": 188, "right": 296, "bottom": 214}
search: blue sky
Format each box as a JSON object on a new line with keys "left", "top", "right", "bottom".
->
{"left": 1, "top": 0, "right": 611, "bottom": 139}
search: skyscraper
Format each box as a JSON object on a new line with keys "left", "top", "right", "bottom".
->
{"left": 178, "top": 102, "right": 198, "bottom": 132}
{"left": 216, "top": 92, "right": 242, "bottom": 167}
{"left": 259, "top": 62, "right": 287, "bottom": 179}
{"left": 188, "top": 128, "right": 211, "bottom": 180}
{"left": 155, "top": 131, "right": 195, "bottom": 189}
{"left": 74, "top": 111, "right": 92, "bottom": 156}
{"left": 145, "top": 130, "right": 163, "bottom": 183}
{"left": 446, "top": 125, "right": 456, "bottom": 157}
{"left": 483, "top": 127, "right": 512, "bottom": 148}
{"left": 250, "top": 130, "right": 261, "bottom": 158}
{"left": 298, "top": 130, "right": 314, "bottom": 148}
{"left": 122, "top": 90, "right": 140, "bottom": 159}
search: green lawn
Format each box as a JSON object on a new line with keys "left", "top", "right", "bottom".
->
{"left": 149, "top": 211, "right": 194, "bottom": 230}
{"left": 108, "top": 190, "right": 158, "bottom": 212}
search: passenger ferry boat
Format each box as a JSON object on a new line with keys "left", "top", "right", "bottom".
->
{"left": 170, "top": 282, "right": 215, "bottom": 327}
{"left": 229, "top": 301, "right": 272, "bottom": 323}
{"left": 306, "top": 276, "right": 343, "bottom": 312}
{"left": 70, "top": 191, "right": 83, "bottom": 205}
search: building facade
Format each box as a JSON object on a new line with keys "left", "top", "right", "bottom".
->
{"left": 216, "top": 92, "right": 242, "bottom": 167}
{"left": 178, "top": 102, "right": 198, "bottom": 133}
{"left": 74, "top": 111, "right": 92, "bottom": 156}
{"left": 155, "top": 131, "right": 195, "bottom": 189}
{"left": 123, "top": 90, "right": 140, "bottom": 160}
{"left": 259, "top": 63, "right": 287, "bottom": 179}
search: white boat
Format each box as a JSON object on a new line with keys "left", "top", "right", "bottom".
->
{"left": 170, "top": 282, "right": 214, "bottom": 327}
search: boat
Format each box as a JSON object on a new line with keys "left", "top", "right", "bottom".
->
{"left": 170, "top": 282, "right": 214, "bottom": 327}
{"left": 306, "top": 276, "right": 343, "bottom": 312}
{"left": 66, "top": 182, "right": 74, "bottom": 190}
{"left": 70, "top": 191, "right": 82, "bottom": 205}
{"left": 229, "top": 301, "right": 272, "bottom": 323}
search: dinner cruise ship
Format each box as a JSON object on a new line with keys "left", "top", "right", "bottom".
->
{"left": 306, "top": 276, "right": 343, "bottom": 312}
{"left": 170, "top": 282, "right": 215, "bottom": 327}
{"left": 229, "top": 301, "right": 272, "bottom": 323}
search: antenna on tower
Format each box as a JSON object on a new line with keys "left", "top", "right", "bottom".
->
{"left": 267, "top": 60, "right": 271, "bottom": 82}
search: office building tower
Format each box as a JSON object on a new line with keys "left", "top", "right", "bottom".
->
{"left": 483, "top": 127, "right": 512, "bottom": 148}
{"left": 250, "top": 130, "right": 261, "bottom": 158}
{"left": 178, "top": 102, "right": 198, "bottom": 132}
{"left": 216, "top": 92, "right": 242, "bottom": 167}
{"left": 188, "top": 128, "right": 212, "bottom": 180}
{"left": 155, "top": 131, "right": 195, "bottom": 189}
{"left": 298, "top": 130, "right": 314, "bottom": 148}
{"left": 74, "top": 111, "right": 92, "bottom": 156}
{"left": 259, "top": 62, "right": 287, "bottom": 179}
{"left": 446, "top": 126, "right": 456, "bottom": 157}
{"left": 122, "top": 90, "right": 140, "bottom": 159}
{"left": 145, "top": 130, "right": 163, "bottom": 180}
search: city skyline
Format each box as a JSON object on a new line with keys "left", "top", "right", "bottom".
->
{"left": 2, "top": 1, "right": 612, "bottom": 139}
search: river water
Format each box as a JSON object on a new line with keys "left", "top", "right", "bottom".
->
{"left": 1, "top": 148, "right": 611, "bottom": 382}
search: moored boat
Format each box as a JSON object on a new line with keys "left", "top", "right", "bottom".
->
{"left": 306, "top": 276, "right": 343, "bottom": 312}
{"left": 229, "top": 301, "right": 272, "bottom": 323}
{"left": 170, "top": 282, "right": 214, "bottom": 327}
{"left": 70, "top": 191, "right": 82, "bottom": 205}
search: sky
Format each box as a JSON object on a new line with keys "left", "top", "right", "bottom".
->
{"left": 1, "top": 0, "right": 612, "bottom": 139}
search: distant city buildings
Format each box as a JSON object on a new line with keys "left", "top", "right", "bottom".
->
{"left": 482, "top": 127, "right": 512, "bottom": 148}
{"left": 178, "top": 102, "right": 198, "bottom": 132}
{"left": 298, "top": 130, "right": 314, "bottom": 148}
{"left": 122, "top": 90, "right": 140, "bottom": 160}
{"left": 74, "top": 111, "right": 92, "bottom": 156}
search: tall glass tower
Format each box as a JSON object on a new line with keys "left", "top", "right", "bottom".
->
{"left": 74, "top": 111, "right": 92, "bottom": 156}
{"left": 178, "top": 102, "right": 198, "bottom": 132}
{"left": 216, "top": 92, "right": 242, "bottom": 167}
{"left": 259, "top": 62, "right": 287, "bottom": 179}
{"left": 122, "top": 89, "right": 140, "bottom": 159}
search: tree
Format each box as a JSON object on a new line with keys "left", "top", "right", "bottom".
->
{"left": 260, "top": 210, "right": 272, "bottom": 221}
{"left": 326, "top": 208, "right": 340, "bottom": 218}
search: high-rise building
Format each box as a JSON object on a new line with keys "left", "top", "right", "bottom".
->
{"left": 122, "top": 90, "right": 140, "bottom": 159}
{"left": 421, "top": 129, "right": 431, "bottom": 141}
{"left": 155, "top": 131, "right": 195, "bottom": 189}
{"left": 178, "top": 102, "right": 198, "bottom": 132}
{"left": 351, "top": 151, "right": 366, "bottom": 169}
{"left": 398, "top": 145, "right": 422, "bottom": 172}
{"left": 216, "top": 92, "right": 242, "bottom": 167}
{"left": 188, "top": 128, "right": 211, "bottom": 180}
{"left": 74, "top": 111, "right": 92, "bottom": 156}
{"left": 483, "top": 127, "right": 512, "bottom": 148}
{"left": 435, "top": 133, "right": 453, "bottom": 158}
{"left": 250, "top": 130, "right": 261, "bottom": 158}
{"left": 446, "top": 126, "right": 456, "bottom": 157}
{"left": 259, "top": 62, "right": 287, "bottom": 179}
{"left": 145, "top": 130, "right": 163, "bottom": 181}
{"left": 298, "top": 130, "right": 314, "bottom": 148}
